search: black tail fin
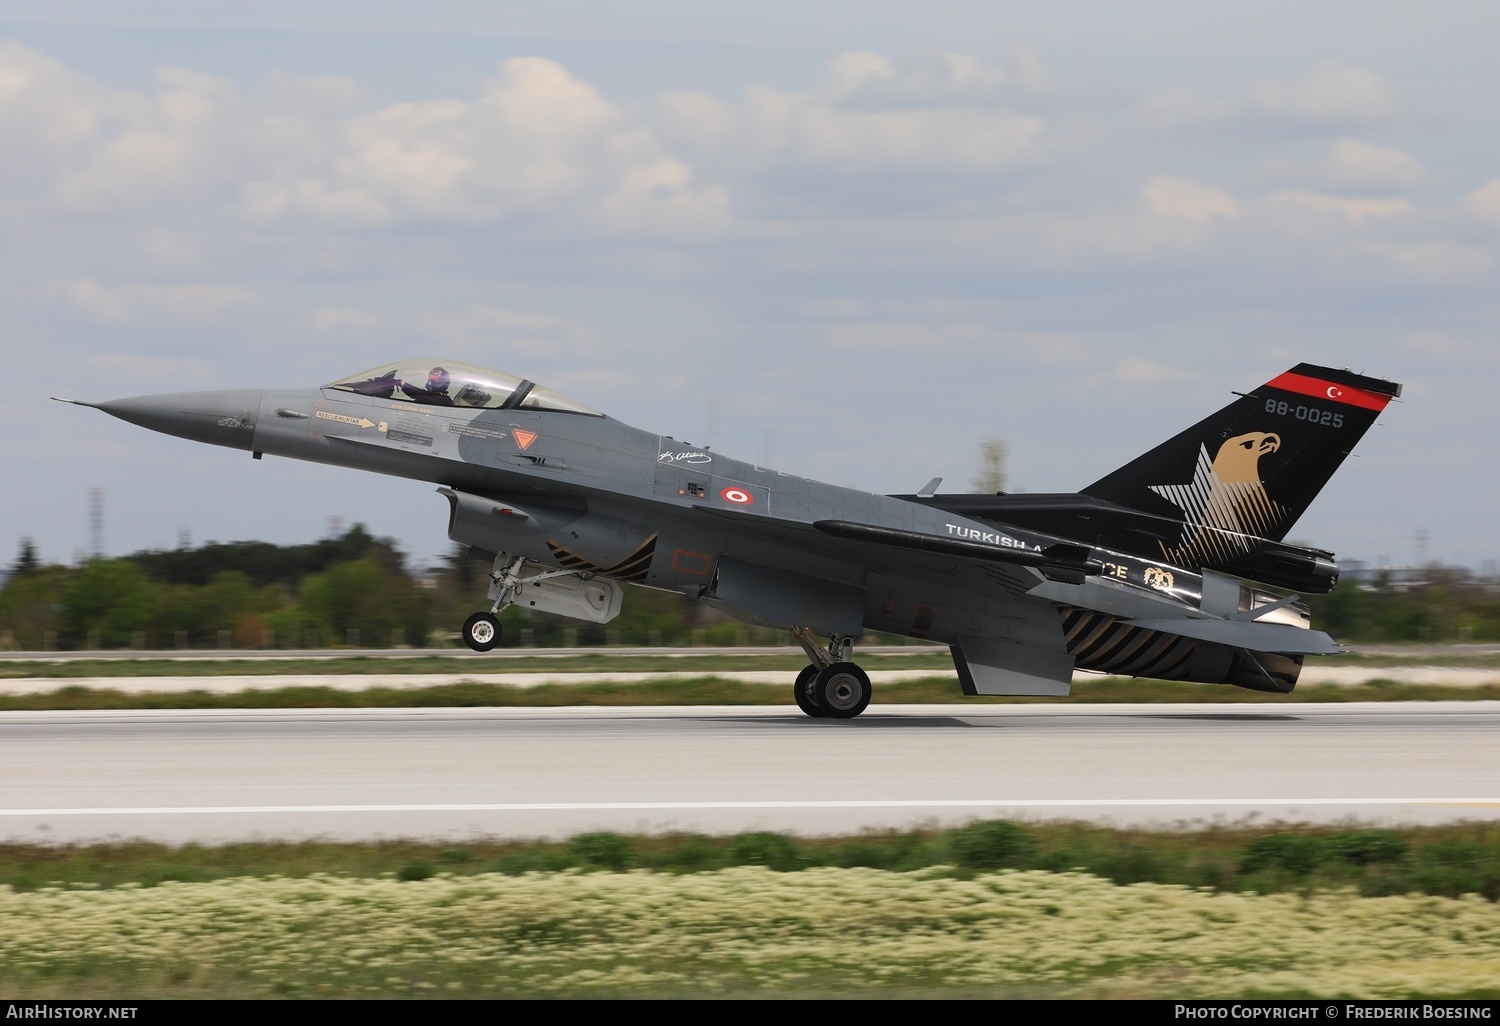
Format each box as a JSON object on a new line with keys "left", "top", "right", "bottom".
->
{"left": 1082, "top": 364, "right": 1401, "bottom": 571}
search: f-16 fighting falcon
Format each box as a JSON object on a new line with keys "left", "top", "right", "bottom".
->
{"left": 57, "top": 360, "right": 1401, "bottom": 719}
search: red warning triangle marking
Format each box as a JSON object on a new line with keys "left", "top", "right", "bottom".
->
{"left": 513, "top": 429, "right": 538, "bottom": 450}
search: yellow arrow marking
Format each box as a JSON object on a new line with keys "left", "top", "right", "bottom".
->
{"left": 316, "top": 410, "right": 376, "bottom": 429}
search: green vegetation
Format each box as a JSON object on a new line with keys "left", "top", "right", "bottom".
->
{"left": 1307, "top": 566, "right": 1500, "bottom": 643}
{"left": 5, "top": 821, "right": 1496, "bottom": 900}
{"left": 3, "top": 823, "right": 1498, "bottom": 998}
{"left": 0, "top": 527, "right": 806, "bottom": 653}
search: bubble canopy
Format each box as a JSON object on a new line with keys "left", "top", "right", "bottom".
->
{"left": 327, "top": 360, "right": 603, "bottom": 416}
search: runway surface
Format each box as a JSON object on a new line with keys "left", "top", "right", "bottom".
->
{"left": 2, "top": 702, "right": 1496, "bottom": 844}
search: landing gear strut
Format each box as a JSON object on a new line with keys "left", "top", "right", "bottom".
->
{"left": 789, "top": 627, "right": 872, "bottom": 719}
{"left": 460, "top": 553, "right": 595, "bottom": 653}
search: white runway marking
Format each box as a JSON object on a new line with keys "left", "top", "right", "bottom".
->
{"left": 4, "top": 797, "right": 1497, "bottom": 817}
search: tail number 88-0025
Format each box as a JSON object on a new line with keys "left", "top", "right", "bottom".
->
{"left": 1266, "top": 399, "right": 1343, "bottom": 429}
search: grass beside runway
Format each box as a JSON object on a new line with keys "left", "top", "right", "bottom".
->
{"left": 0, "top": 676, "right": 1498, "bottom": 709}
{"left": 2, "top": 821, "right": 1498, "bottom": 999}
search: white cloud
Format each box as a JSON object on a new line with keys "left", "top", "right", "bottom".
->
{"left": 1256, "top": 138, "right": 1428, "bottom": 192}
{"left": 779, "top": 103, "right": 1045, "bottom": 172}
{"left": 1462, "top": 179, "right": 1500, "bottom": 223}
{"left": 1363, "top": 241, "right": 1493, "bottom": 283}
{"left": 0, "top": 41, "right": 113, "bottom": 146}
{"left": 239, "top": 177, "right": 392, "bottom": 226}
{"left": 1246, "top": 60, "right": 1398, "bottom": 125}
{"left": 411, "top": 303, "right": 601, "bottom": 358}
{"left": 599, "top": 158, "right": 734, "bottom": 238}
{"left": 137, "top": 230, "right": 202, "bottom": 268}
{"left": 63, "top": 280, "right": 257, "bottom": 322}
{"left": 1267, "top": 190, "right": 1412, "bottom": 223}
{"left": 1142, "top": 177, "right": 1241, "bottom": 221}
{"left": 1082, "top": 358, "right": 1199, "bottom": 390}
{"left": 1140, "top": 61, "right": 1399, "bottom": 135}
{"left": 823, "top": 49, "right": 1011, "bottom": 105}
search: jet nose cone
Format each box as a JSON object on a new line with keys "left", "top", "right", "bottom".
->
{"left": 97, "top": 389, "right": 263, "bottom": 450}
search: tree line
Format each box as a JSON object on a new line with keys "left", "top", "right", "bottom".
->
{"left": 0, "top": 529, "right": 770, "bottom": 652}
{"left": 1, "top": 531, "right": 1497, "bottom": 651}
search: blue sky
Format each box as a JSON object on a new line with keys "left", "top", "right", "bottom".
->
{"left": 4, "top": 2, "right": 1497, "bottom": 571}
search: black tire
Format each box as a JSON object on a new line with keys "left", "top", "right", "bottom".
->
{"left": 793, "top": 664, "right": 824, "bottom": 717}
{"left": 462, "top": 612, "right": 501, "bottom": 652}
{"left": 810, "top": 662, "right": 871, "bottom": 719}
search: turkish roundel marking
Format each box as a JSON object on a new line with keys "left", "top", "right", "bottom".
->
{"left": 721, "top": 487, "right": 753, "bottom": 505}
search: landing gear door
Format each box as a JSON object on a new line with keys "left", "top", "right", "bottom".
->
{"left": 506, "top": 565, "right": 624, "bottom": 624}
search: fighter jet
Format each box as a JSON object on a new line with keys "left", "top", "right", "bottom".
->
{"left": 57, "top": 360, "right": 1400, "bottom": 718}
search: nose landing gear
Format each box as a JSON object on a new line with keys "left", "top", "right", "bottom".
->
{"left": 789, "top": 627, "right": 872, "bottom": 719}
{"left": 462, "top": 611, "right": 502, "bottom": 652}
{"left": 460, "top": 553, "right": 605, "bottom": 652}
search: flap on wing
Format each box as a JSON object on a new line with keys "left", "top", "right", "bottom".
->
{"left": 1121, "top": 618, "right": 1342, "bottom": 655}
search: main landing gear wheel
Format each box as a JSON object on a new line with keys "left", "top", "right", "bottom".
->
{"left": 794, "top": 664, "right": 825, "bottom": 718}
{"left": 810, "top": 662, "right": 872, "bottom": 719}
{"left": 462, "top": 612, "right": 501, "bottom": 652}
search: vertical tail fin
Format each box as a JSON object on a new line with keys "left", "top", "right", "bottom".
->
{"left": 1082, "top": 364, "right": 1401, "bottom": 570}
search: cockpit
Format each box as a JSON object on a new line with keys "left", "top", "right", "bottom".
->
{"left": 327, "top": 360, "right": 603, "bottom": 416}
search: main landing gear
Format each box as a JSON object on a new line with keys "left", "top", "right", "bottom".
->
{"left": 789, "top": 627, "right": 872, "bottom": 719}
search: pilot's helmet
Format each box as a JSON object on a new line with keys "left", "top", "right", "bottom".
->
{"left": 427, "top": 366, "right": 451, "bottom": 392}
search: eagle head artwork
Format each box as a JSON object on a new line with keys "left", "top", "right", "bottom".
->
{"left": 1152, "top": 430, "right": 1286, "bottom": 566}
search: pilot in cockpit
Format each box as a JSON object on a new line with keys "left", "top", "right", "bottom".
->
{"left": 399, "top": 366, "right": 455, "bottom": 406}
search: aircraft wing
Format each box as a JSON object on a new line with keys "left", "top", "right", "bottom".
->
{"left": 690, "top": 506, "right": 1046, "bottom": 592}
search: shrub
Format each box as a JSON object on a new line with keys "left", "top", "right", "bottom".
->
{"left": 568, "top": 832, "right": 634, "bottom": 872}
{"left": 728, "top": 832, "right": 802, "bottom": 871}
{"left": 948, "top": 820, "right": 1037, "bottom": 870}
{"left": 1329, "top": 831, "right": 1409, "bottom": 866}
{"left": 397, "top": 861, "right": 435, "bottom": 882}
{"left": 1239, "top": 834, "right": 1326, "bottom": 876}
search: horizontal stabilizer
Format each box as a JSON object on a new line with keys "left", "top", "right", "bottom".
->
{"left": 1120, "top": 618, "right": 1342, "bottom": 655}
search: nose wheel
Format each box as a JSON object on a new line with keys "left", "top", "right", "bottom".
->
{"left": 462, "top": 611, "right": 502, "bottom": 651}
